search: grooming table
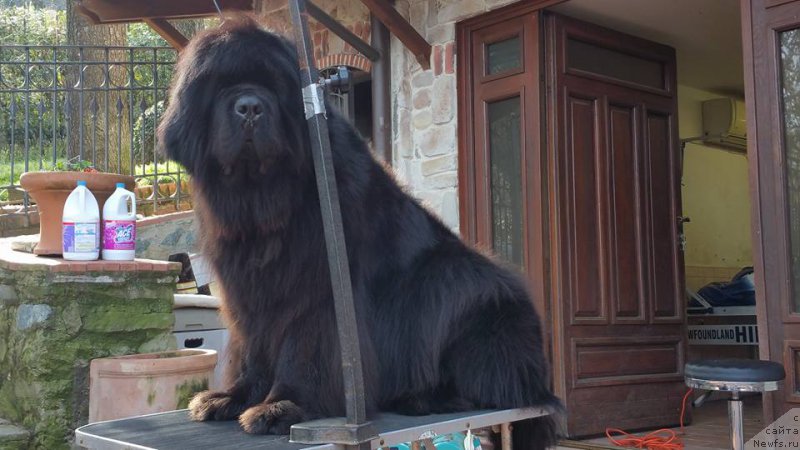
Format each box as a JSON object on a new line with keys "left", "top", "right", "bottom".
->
{"left": 75, "top": 408, "right": 548, "bottom": 450}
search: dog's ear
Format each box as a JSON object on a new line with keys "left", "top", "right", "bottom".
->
{"left": 157, "top": 41, "right": 214, "bottom": 173}
{"left": 157, "top": 91, "right": 206, "bottom": 172}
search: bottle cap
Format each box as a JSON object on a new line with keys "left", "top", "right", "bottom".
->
{"left": 77, "top": 181, "right": 87, "bottom": 187}
{"left": 116, "top": 182, "right": 125, "bottom": 188}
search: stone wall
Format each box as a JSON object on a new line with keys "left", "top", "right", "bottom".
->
{"left": 0, "top": 209, "right": 39, "bottom": 239}
{"left": 0, "top": 245, "right": 180, "bottom": 449}
{"left": 390, "top": 0, "right": 519, "bottom": 233}
{"left": 136, "top": 211, "right": 199, "bottom": 261}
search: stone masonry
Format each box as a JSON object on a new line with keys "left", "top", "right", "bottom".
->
{"left": 0, "top": 243, "right": 180, "bottom": 449}
{"left": 390, "top": 0, "right": 520, "bottom": 233}
{"left": 136, "top": 211, "right": 198, "bottom": 261}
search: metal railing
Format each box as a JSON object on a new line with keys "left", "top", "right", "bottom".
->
{"left": 0, "top": 44, "right": 186, "bottom": 215}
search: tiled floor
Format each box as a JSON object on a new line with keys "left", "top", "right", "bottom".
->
{"left": 559, "top": 394, "right": 763, "bottom": 450}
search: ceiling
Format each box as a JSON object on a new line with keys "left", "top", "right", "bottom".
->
{"left": 549, "top": 0, "right": 744, "bottom": 95}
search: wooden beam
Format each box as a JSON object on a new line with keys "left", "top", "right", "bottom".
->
{"left": 144, "top": 18, "right": 189, "bottom": 51}
{"left": 359, "top": 0, "right": 431, "bottom": 69}
{"left": 76, "top": 0, "right": 252, "bottom": 24}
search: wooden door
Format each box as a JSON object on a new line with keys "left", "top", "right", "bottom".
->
{"left": 743, "top": 0, "right": 800, "bottom": 421}
{"left": 545, "top": 13, "right": 687, "bottom": 436}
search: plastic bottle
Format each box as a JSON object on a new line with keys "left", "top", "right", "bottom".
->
{"left": 62, "top": 180, "right": 100, "bottom": 260}
{"left": 102, "top": 182, "right": 137, "bottom": 261}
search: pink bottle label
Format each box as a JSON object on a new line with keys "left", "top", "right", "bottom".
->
{"left": 103, "top": 220, "right": 136, "bottom": 251}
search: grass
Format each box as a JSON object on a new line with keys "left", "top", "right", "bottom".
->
{"left": 133, "top": 161, "right": 188, "bottom": 186}
{"left": 0, "top": 158, "right": 68, "bottom": 188}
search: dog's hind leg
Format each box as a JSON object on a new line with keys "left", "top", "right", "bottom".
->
{"left": 442, "top": 301, "right": 561, "bottom": 449}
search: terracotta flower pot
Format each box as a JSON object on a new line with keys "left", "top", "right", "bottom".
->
{"left": 134, "top": 185, "right": 154, "bottom": 201}
{"left": 157, "top": 181, "right": 175, "bottom": 198}
{"left": 19, "top": 171, "right": 135, "bottom": 256}
{"left": 89, "top": 349, "right": 217, "bottom": 422}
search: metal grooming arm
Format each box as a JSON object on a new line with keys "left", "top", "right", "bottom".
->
{"left": 286, "top": 1, "right": 376, "bottom": 448}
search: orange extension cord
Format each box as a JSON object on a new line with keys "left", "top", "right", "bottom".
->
{"left": 604, "top": 388, "right": 694, "bottom": 450}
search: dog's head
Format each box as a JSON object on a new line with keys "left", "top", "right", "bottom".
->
{"left": 157, "top": 16, "right": 308, "bottom": 189}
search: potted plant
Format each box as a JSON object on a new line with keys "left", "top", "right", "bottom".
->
{"left": 19, "top": 159, "right": 135, "bottom": 256}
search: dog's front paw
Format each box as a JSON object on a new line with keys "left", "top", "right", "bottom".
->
{"left": 239, "top": 400, "right": 307, "bottom": 434}
{"left": 188, "top": 390, "right": 248, "bottom": 421}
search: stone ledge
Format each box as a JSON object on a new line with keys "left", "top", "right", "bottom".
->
{"left": 0, "top": 240, "right": 181, "bottom": 273}
{"left": 137, "top": 210, "right": 194, "bottom": 227}
{"left": 0, "top": 418, "right": 30, "bottom": 446}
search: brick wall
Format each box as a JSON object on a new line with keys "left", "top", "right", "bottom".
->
{"left": 256, "top": 0, "right": 372, "bottom": 72}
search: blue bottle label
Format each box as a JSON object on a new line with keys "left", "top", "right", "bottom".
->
{"left": 63, "top": 222, "right": 98, "bottom": 253}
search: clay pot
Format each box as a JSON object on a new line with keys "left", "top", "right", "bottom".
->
{"left": 134, "top": 185, "right": 154, "bottom": 201}
{"left": 19, "top": 171, "right": 135, "bottom": 256}
{"left": 88, "top": 349, "right": 217, "bottom": 422}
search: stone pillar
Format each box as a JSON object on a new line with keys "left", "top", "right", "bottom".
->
{"left": 0, "top": 242, "right": 180, "bottom": 449}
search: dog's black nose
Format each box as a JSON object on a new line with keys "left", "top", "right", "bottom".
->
{"left": 234, "top": 95, "right": 263, "bottom": 120}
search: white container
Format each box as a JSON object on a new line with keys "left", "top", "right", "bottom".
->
{"left": 62, "top": 180, "right": 100, "bottom": 260}
{"left": 102, "top": 182, "right": 137, "bottom": 261}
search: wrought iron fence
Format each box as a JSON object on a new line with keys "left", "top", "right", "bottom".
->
{"left": 0, "top": 44, "right": 186, "bottom": 216}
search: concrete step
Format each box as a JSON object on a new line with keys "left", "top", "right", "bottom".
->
{"left": 0, "top": 418, "right": 29, "bottom": 449}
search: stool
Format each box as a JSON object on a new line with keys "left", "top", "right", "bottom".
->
{"left": 685, "top": 358, "right": 785, "bottom": 450}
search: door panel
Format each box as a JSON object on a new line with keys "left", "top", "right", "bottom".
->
{"left": 547, "top": 13, "right": 686, "bottom": 436}
{"left": 565, "top": 93, "right": 606, "bottom": 323}
{"left": 744, "top": 0, "right": 800, "bottom": 418}
{"left": 646, "top": 111, "right": 683, "bottom": 321}
{"left": 609, "top": 103, "right": 645, "bottom": 322}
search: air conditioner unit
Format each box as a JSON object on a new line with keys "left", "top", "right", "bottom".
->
{"left": 702, "top": 98, "right": 748, "bottom": 152}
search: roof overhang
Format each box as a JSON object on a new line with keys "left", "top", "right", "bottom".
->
{"left": 76, "top": 0, "right": 431, "bottom": 69}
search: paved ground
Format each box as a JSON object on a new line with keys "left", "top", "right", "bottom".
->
{"left": 559, "top": 394, "right": 763, "bottom": 450}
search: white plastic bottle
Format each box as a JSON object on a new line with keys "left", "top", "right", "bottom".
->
{"left": 102, "top": 182, "right": 137, "bottom": 261}
{"left": 62, "top": 180, "right": 100, "bottom": 260}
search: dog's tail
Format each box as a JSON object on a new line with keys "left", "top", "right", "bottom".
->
{"left": 490, "top": 395, "right": 563, "bottom": 450}
{"left": 511, "top": 410, "right": 562, "bottom": 450}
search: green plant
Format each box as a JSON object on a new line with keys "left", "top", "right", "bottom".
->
{"left": 0, "top": 6, "right": 66, "bottom": 45}
{"left": 134, "top": 160, "right": 188, "bottom": 187}
{"left": 51, "top": 158, "right": 98, "bottom": 172}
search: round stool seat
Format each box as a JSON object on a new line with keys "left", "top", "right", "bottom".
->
{"left": 685, "top": 358, "right": 785, "bottom": 392}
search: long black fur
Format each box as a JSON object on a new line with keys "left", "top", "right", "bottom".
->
{"left": 158, "top": 16, "right": 561, "bottom": 449}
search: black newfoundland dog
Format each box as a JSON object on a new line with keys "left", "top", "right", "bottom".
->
{"left": 158, "top": 16, "right": 560, "bottom": 449}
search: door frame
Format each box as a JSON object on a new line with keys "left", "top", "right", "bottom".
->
{"left": 456, "top": 0, "right": 567, "bottom": 364}
{"left": 741, "top": 0, "right": 800, "bottom": 421}
{"left": 457, "top": 0, "right": 796, "bottom": 424}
